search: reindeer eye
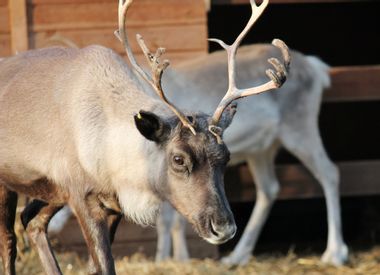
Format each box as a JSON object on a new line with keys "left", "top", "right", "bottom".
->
{"left": 173, "top": 155, "right": 185, "bottom": 166}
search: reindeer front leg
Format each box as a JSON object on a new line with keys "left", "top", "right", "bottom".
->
{"left": 156, "top": 202, "right": 174, "bottom": 261}
{"left": 87, "top": 211, "right": 122, "bottom": 275}
{"left": 21, "top": 200, "right": 63, "bottom": 275}
{"left": 23, "top": 196, "right": 122, "bottom": 275}
{"left": 0, "top": 185, "right": 18, "bottom": 275}
{"left": 70, "top": 193, "right": 115, "bottom": 275}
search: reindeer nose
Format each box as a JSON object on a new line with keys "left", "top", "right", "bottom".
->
{"left": 208, "top": 217, "right": 237, "bottom": 244}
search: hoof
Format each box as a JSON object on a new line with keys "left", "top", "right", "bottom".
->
{"left": 321, "top": 244, "right": 349, "bottom": 266}
{"left": 221, "top": 253, "right": 251, "bottom": 266}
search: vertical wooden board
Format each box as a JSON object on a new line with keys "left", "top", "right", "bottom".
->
{"left": 0, "top": 6, "right": 10, "bottom": 34}
{"left": 0, "top": 0, "right": 7, "bottom": 6}
{"left": 9, "top": 0, "right": 29, "bottom": 53}
{"left": 0, "top": 34, "right": 11, "bottom": 56}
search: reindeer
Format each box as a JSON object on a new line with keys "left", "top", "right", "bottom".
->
{"left": 49, "top": 40, "right": 349, "bottom": 266}
{"left": 0, "top": 0, "right": 289, "bottom": 274}
{"left": 48, "top": 0, "right": 346, "bottom": 267}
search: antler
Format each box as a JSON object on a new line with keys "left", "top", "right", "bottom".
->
{"left": 115, "top": 0, "right": 196, "bottom": 135}
{"left": 209, "top": 0, "right": 291, "bottom": 127}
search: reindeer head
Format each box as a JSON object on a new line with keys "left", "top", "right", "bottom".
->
{"left": 132, "top": 108, "right": 236, "bottom": 244}
{"left": 117, "top": 0, "right": 290, "bottom": 244}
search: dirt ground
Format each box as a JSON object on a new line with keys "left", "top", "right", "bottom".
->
{"left": 8, "top": 213, "right": 380, "bottom": 275}
{"left": 13, "top": 246, "right": 380, "bottom": 275}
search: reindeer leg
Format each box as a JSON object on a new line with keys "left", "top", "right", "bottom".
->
{"left": 281, "top": 124, "right": 348, "bottom": 265}
{"left": 107, "top": 213, "right": 122, "bottom": 244}
{"left": 222, "top": 143, "right": 279, "bottom": 265}
{"left": 172, "top": 210, "right": 189, "bottom": 261}
{"left": 87, "top": 211, "right": 122, "bottom": 275}
{"left": 155, "top": 202, "right": 174, "bottom": 261}
{"left": 21, "top": 200, "right": 63, "bottom": 275}
{"left": 0, "top": 185, "right": 18, "bottom": 275}
{"left": 70, "top": 194, "right": 115, "bottom": 275}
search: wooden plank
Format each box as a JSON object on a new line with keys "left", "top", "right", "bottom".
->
{"left": 55, "top": 219, "right": 156, "bottom": 246}
{"left": 29, "top": 0, "right": 201, "bottom": 5}
{"left": 29, "top": 1, "right": 206, "bottom": 32}
{"left": 54, "top": 216, "right": 218, "bottom": 259}
{"left": 9, "top": 0, "right": 29, "bottom": 53}
{"left": 0, "top": 0, "right": 7, "bottom": 6}
{"left": 0, "top": 34, "right": 11, "bottom": 56}
{"left": 225, "top": 160, "right": 380, "bottom": 202}
{"left": 324, "top": 66, "right": 380, "bottom": 102}
{"left": 213, "top": 0, "right": 371, "bottom": 4}
{"left": 0, "top": 6, "right": 9, "bottom": 34}
{"left": 30, "top": 25, "right": 207, "bottom": 53}
{"left": 55, "top": 216, "right": 204, "bottom": 246}
{"left": 277, "top": 161, "right": 380, "bottom": 198}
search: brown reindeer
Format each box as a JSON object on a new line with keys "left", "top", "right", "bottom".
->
{"left": 0, "top": 0, "right": 289, "bottom": 274}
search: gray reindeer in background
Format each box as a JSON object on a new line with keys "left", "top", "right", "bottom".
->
{"left": 155, "top": 42, "right": 348, "bottom": 266}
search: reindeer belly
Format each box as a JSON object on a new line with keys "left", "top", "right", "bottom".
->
{"left": 0, "top": 173, "right": 67, "bottom": 204}
{"left": 224, "top": 96, "right": 280, "bottom": 163}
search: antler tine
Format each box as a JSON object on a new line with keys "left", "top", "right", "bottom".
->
{"left": 209, "top": 0, "right": 269, "bottom": 95}
{"left": 136, "top": 35, "right": 197, "bottom": 135}
{"left": 116, "top": 0, "right": 150, "bottom": 84}
{"left": 209, "top": 0, "right": 290, "bottom": 126}
{"left": 115, "top": 0, "right": 196, "bottom": 135}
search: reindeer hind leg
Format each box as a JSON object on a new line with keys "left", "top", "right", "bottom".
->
{"left": 281, "top": 123, "right": 348, "bottom": 265}
{"left": 222, "top": 143, "right": 280, "bottom": 266}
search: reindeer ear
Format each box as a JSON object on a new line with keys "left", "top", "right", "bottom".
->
{"left": 218, "top": 102, "right": 238, "bottom": 130}
{"left": 134, "top": 110, "right": 170, "bottom": 143}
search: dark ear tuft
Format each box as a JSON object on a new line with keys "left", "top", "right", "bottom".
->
{"left": 134, "top": 110, "right": 170, "bottom": 143}
{"left": 186, "top": 115, "right": 194, "bottom": 124}
{"left": 219, "top": 102, "right": 237, "bottom": 130}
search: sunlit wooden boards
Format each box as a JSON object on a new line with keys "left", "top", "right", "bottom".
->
{"left": 1, "top": 0, "right": 209, "bottom": 64}
{"left": 25, "top": 0, "right": 208, "bottom": 65}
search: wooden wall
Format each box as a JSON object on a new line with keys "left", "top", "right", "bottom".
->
{"left": 0, "top": 0, "right": 10, "bottom": 56}
{"left": 1, "top": 0, "right": 209, "bottom": 65}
